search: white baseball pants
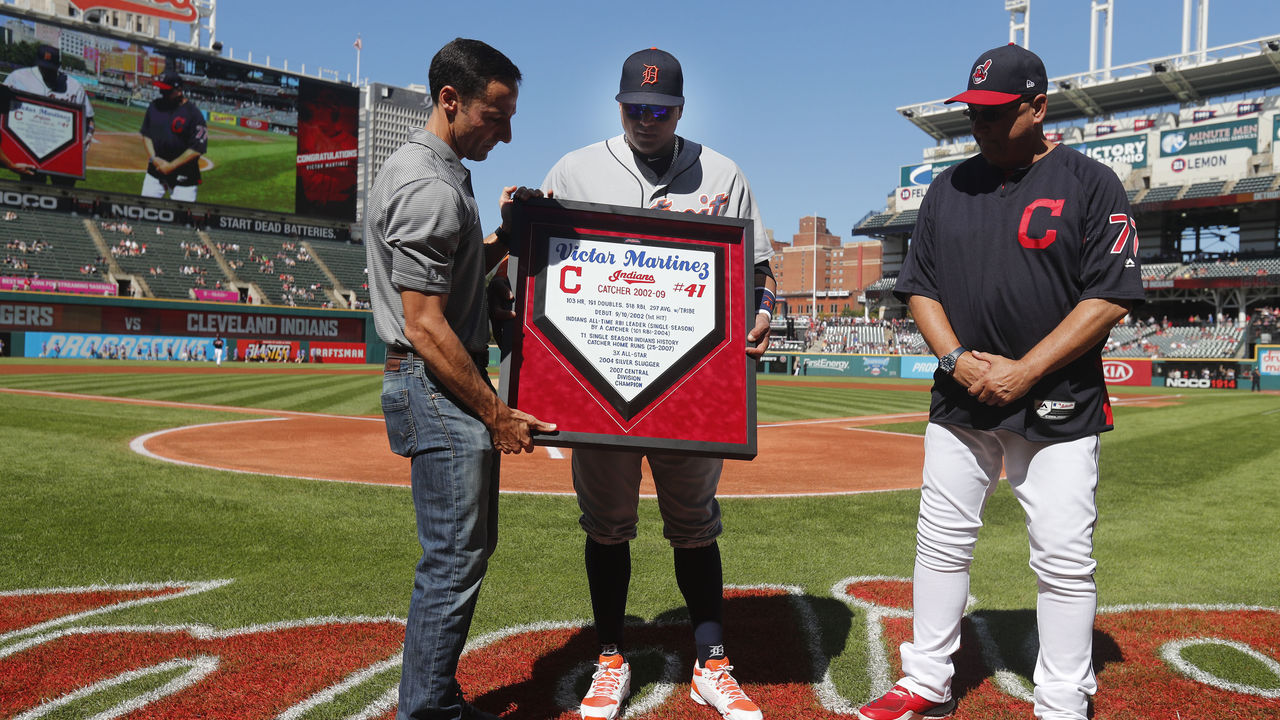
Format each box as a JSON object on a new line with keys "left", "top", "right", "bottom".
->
{"left": 141, "top": 174, "right": 198, "bottom": 202}
{"left": 898, "top": 422, "right": 1100, "bottom": 720}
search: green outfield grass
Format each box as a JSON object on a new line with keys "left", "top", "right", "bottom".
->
{"left": 1, "top": 362, "right": 1277, "bottom": 717}
{"left": 85, "top": 102, "right": 296, "bottom": 214}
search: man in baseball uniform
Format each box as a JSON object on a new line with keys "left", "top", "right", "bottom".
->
{"left": 140, "top": 70, "right": 207, "bottom": 202}
{"left": 542, "top": 47, "right": 776, "bottom": 720}
{"left": 857, "top": 44, "right": 1143, "bottom": 720}
{"left": 3, "top": 45, "right": 94, "bottom": 186}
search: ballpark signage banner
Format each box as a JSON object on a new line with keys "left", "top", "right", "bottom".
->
{"left": 1068, "top": 134, "right": 1148, "bottom": 173}
{"left": 901, "top": 355, "right": 939, "bottom": 379}
{"left": 24, "top": 331, "right": 216, "bottom": 360}
{"left": 1159, "top": 119, "right": 1259, "bottom": 156}
{"left": 502, "top": 199, "right": 755, "bottom": 458}
{"left": 894, "top": 186, "right": 928, "bottom": 212}
{"left": 67, "top": 0, "right": 199, "bottom": 22}
{"left": 214, "top": 213, "right": 343, "bottom": 241}
{"left": 240, "top": 339, "right": 300, "bottom": 362}
{"left": 0, "top": 88, "right": 85, "bottom": 178}
{"left": 1260, "top": 348, "right": 1280, "bottom": 376}
{"left": 899, "top": 159, "right": 962, "bottom": 188}
{"left": 1102, "top": 358, "right": 1153, "bottom": 387}
{"left": 309, "top": 341, "right": 366, "bottom": 364}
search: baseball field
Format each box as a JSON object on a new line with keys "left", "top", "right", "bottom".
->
{"left": 1, "top": 358, "right": 1277, "bottom": 719}
{"left": 84, "top": 102, "right": 297, "bottom": 214}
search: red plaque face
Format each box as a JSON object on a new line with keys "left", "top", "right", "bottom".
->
{"left": 0, "top": 89, "right": 85, "bottom": 178}
{"left": 500, "top": 199, "right": 756, "bottom": 459}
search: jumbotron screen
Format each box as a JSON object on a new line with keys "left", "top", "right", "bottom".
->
{"left": 0, "top": 11, "right": 359, "bottom": 222}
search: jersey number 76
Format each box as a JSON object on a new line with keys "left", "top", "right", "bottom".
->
{"left": 1108, "top": 214, "right": 1138, "bottom": 255}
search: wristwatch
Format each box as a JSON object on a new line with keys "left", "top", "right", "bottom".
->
{"left": 938, "top": 346, "right": 967, "bottom": 376}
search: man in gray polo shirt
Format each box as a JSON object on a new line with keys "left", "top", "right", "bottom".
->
{"left": 365, "top": 38, "right": 553, "bottom": 720}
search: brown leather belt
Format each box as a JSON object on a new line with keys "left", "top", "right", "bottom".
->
{"left": 384, "top": 347, "right": 412, "bottom": 372}
{"left": 384, "top": 347, "right": 488, "bottom": 371}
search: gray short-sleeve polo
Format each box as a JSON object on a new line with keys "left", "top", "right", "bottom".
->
{"left": 366, "top": 129, "right": 488, "bottom": 352}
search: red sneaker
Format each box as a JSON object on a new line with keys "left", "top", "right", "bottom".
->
{"left": 856, "top": 685, "right": 956, "bottom": 720}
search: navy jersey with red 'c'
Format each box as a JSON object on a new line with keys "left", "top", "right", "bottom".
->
{"left": 140, "top": 99, "right": 208, "bottom": 186}
{"left": 894, "top": 144, "right": 1144, "bottom": 442}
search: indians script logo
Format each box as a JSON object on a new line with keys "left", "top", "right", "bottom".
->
{"left": 641, "top": 64, "right": 660, "bottom": 86}
{"left": 973, "top": 59, "right": 993, "bottom": 85}
{"left": 3, "top": 577, "right": 1278, "bottom": 718}
{"left": 68, "top": 0, "right": 199, "bottom": 22}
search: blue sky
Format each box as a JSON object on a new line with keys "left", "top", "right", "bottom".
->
{"left": 214, "top": 0, "right": 1280, "bottom": 238}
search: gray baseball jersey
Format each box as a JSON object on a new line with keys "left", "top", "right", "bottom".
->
{"left": 543, "top": 133, "right": 769, "bottom": 547}
{"left": 541, "top": 134, "right": 773, "bottom": 266}
{"left": 4, "top": 67, "right": 94, "bottom": 121}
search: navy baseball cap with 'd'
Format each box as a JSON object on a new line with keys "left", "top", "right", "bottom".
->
{"left": 616, "top": 48, "right": 684, "bottom": 106}
{"left": 946, "top": 43, "right": 1047, "bottom": 105}
{"left": 36, "top": 45, "right": 60, "bottom": 70}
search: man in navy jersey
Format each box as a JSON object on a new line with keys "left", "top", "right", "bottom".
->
{"left": 139, "top": 70, "right": 207, "bottom": 202}
{"left": 857, "top": 44, "right": 1143, "bottom": 720}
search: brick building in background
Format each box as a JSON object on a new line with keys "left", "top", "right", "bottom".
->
{"left": 771, "top": 216, "right": 883, "bottom": 317}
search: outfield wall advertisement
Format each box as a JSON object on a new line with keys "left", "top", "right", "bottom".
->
{"left": 1102, "top": 358, "right": 1153, "bottom": 387}
{"left": 900, "top": 355, "right": 938, "bottom": 379}
{"left": 0, "top": 10, "right": 359, "bottom": 222}
{"left": 24, "top": 330, "right": 216, "bottom": 360}
{"left": 793, "top": 354, "right": 901, "bottom": 378}
{"left": 0, "top": 298, "right": 364, "bottom": 341}
{"left": 309, "top": 341, "right": 366, "bottom": 364}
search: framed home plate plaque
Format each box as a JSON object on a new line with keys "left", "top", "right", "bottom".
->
{"left": 499, "top": 198, "right": 756, "bottom": 459}
{"left": 0, "top": 88, "right": 85, "bottom": 179}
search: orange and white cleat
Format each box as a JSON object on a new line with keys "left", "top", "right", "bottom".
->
{"left": 580, "top": 653, "right": 631, "bottom": 719}
{"left": 690, "top": 657, "right": 762, "bottom": 720}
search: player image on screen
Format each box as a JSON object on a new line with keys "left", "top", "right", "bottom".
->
{"left": 3, "top": 43, "right": 94, "bottom": 186}
{"left": 139, "top": 69, "right": 207, "bottom": 202}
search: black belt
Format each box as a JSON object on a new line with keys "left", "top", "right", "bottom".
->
{"left": 385, "top": 347, "right": 488, "bottom": 371}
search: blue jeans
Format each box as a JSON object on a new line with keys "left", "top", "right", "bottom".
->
{"left": 382, "top": 354, "right": 498, "bottom": 720}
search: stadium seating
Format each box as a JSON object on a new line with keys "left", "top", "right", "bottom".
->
{"left": 893, "top": 209, "right": 919, "bottom": 227}
{"left": 1, "top": 209, "right": 110, "bottom": 284}
{"left": 1104, "top": 322, "right": 1245, "bottom": 358}
{"left": 107, "top": 224, "right": 227, "bottom": 300}
{"left": 1141, "top": 262, "right": 1180, "bottom": 280}
{"left": 1141, "top": 185, "right": 1184, "bottom": 203}
{"left": 1182, "top": 181, "right": 1227, "bottom": 199}
{"left": 1172, "top": 257, "right": 1280, "bottom": 279}
{"left": 202, "top": 230, "right": 327, "bottom": 307}
{"left": 858, "top": 212, "right": 896, "bottom": 229}
{"left": 866, "top": 275, "right": 898, "bottom": 292}
{"left": 309, "top": 241, "right": 369, "bottom": 306}
{"left": 1229, "top": 175, "right": 1277, "bottom": 194}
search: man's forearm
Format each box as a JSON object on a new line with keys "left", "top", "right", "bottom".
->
{"left": 1015, "top": 297, "right": 1133, "bottom": 379}
{"left": 404, "top": 314, "right": 500, "bottom": 425}
{"left": 908, "top": 295, "right": 962, "bottom": 358}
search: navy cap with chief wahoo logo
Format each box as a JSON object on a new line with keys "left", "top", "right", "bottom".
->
{"left": 616, "top": 48, "right": 684, "bottom": 106}
{"left": 946, "top": 43, "right": 1047, "bottom": 105}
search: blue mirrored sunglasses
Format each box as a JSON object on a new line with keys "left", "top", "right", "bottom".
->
{"left": 623, "top": 104, "right": 674, "bottom": 122}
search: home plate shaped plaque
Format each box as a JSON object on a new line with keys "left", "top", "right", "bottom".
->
{"left": 500, "top": 199, "right": 757, "bottom": 459}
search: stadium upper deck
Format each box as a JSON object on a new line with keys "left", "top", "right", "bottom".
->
{"left": 854, "top": 25, "right": 1280, "bottom": 323}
